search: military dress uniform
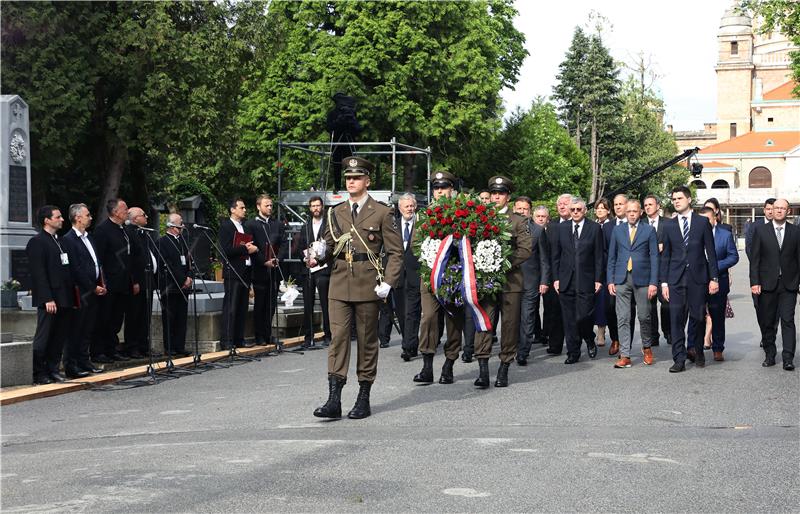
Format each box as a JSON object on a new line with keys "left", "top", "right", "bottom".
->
{"left": 413, "top": 171, "right": 468, "bottom": 385}
{"left": 313, "top": 157, "right": 403, "bottom": 420}
{"left": 473, "top": 176, "right": 532, "bottom": 388}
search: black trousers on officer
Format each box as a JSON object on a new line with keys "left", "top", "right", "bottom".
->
{"left": 161, "top": 290, "right": 188, "bottom": 353}
{"left": 221, "top": 269, "right": 251, "bottom": 347}
{"left": 66, "top": 294, "right": 98, "bottom": 368}
{"left": 33, "top": 308, "right": 72, "bottom": 378}
{"left": 252, "top": 271, "right": 277, "bottom": 344}
{"left": 95, "top": 291, "right": 127, "bottom": 357}
{"left": 303, "top": 271, "right": 331, "bottom": 344}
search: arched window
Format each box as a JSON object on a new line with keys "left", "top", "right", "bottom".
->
{"left": 691, "top": 179, "right": 707, "bottom": 189}
{"left": 711, "top": 179, "right": 730, "bottom": 189}
{"left": 748, "top": 167, "right": 772, "bottom": 188}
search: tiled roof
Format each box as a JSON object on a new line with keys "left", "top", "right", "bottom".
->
{"left": 700, "top": 161, "right": 735, "bottom": 168}
{"left": 699, "top": 131, "right": 800, "bottom": 154}
{"left": 762, "top": 81, "right": 798, "bottom": 101}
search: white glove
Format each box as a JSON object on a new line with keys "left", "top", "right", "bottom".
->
{"left": 312, "top": 240, "right": 327, "bottom": 259}
{"left": 374, "top": 281, "right": 391, "bottom": 299}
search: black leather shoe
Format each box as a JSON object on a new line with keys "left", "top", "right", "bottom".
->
{"left": 80, "top": 363, "right": 104, "bottom": 374}
{"left": 313, "top": 375, "right": 345, "bottom": 418}
{"left": 587, "top": 341, "right": 597, "bottom": 359}
{"left": 439, "top": 358, "right": 455, "bottom": 384}
{"left": 401, "top": 349, "right": 418, "bottom": 361}
{"left": 564, "top": 355, "right": 580, "bottom": 364}
{"left": 413, "top": 354, "right": 435, "bottom": 383}
{"left": 695, "top": 359, "right": 706, "bottom": 368}
{"left": 253, "top": 339, "right": 267, "bottom": 346}
{"left": 546, "top": 348, "right": 562, "bottom": 355}
{"left": 461, "top": 353, "right": 473, "bottom": 363}
{"left": 48, "top": 371, "right": 66, "bottom": 382}
{"left": 127, "top": 351, "right": 145, "bottom": 359}
{"left": 93, "top": 354, "right": 113, "bottom": 363}
{"left": 686, "top": 349, "right": 696, "bottom": 363}
{"left": 65, "top": 367, "right": 90, "bottom": 379}
{"left": 516, "top": 357, "right": 528, "bottom": 366}
{"left": 474, "top": 358, "right": 490, "bottom": 388}
{"left": 669, "top": 362, "right": 685, "bottom": 373}
{"left": 347, "top": 381, "right": 372, "bottom": 419}
{"left": 762, "top": 357, "right": 776, "bottom": 367}
{"left": 783, "top": 362, "right": 795, "bottom": 371}
{"left": 379, "top": 341, "right": 390, "bottom": 348}
{"left": 111, "top": 353, "right": 130, "bottom": 361}
{"left": 33, "top": 375, "right": 53, "bottom": 385}
{"left": 494, "top": 362, "right": 510, "bottom": 387}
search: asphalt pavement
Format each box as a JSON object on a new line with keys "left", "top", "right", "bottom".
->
{"left": 2, "top": 255, "right": 798, "bottom": 513}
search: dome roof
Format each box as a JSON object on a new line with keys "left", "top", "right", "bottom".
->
{"left": 719, "top": 6, "right": 752, "bottom": 35}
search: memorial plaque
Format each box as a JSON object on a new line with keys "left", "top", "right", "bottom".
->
{"left": 9, "top": 249, "right": 31, "bottom": 290}
{"left": 8, "top": 165, "right": 28, "bottom": 222}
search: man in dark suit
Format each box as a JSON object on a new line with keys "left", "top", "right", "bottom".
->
{"left": 514, "top": 197, "right": 550, "bottom": 366}
{"left": 26, "top": 206, "right": 76, "bottom": 384}
{"left": 298, "top": 195, "right": 332, "bottom": 348}
{"left": 603, "top": 193, "right": 636, "bottom": 356}
{"left": 552, "top": 198, "right": 604, "bottom": 364}
{"left": 688, "top": 207, "right": 739, "bottom": 362}
{"left": 246, "top": 194, "right": 285, "bottom": 346}
{"left": 62, "top": 203, "right": 106, "bottom": 378}
{"left": 745, "top": 198, "right": 776, "bottom": 349}
{"left": 660, "top": 185, "right": 719, "bottom": 373}
{"left": 644, "top": 194, "right": 670, "bottom": 346}
{"left": 392, "top": 193, "right": 422, "bottom": 361}
{"left": 750, "top": 199, "right": 799, "bottom": 371}
{"left": 606, "top": 199, "right": 658, "bottom": 368}
{"left": 92, "top": 198, "right": 135, "bottom": 363}
{"left": 158, "top": 213, "right": 193, "bottom": 357}
{"left": 544, "top": 193, "right": 572, "bottom": 355}
{"left": 219, "top": 198, "right": 258, "bottom": 349}
{"left": 124, "top": 206, "right": 156, "bottom": 358}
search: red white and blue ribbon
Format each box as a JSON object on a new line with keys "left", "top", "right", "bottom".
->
{"left": 430, "top": 235, "right": 454, "bottom": 295}
{"left": 429, "top": 235, "right": 492, "bottom": 332}
{"left": 459, "top": 237, "right": 492, "bottom": 332}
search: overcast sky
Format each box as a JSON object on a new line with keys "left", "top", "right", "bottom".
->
{"left": 500, "top": 0, "right": 735, "bottom": 131}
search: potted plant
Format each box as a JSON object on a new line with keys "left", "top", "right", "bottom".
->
{"left": 1, "top": 279, "right": 22, "bottom": 309}
{"left": 210, "top": 260, "right": 223, "bottom": 282}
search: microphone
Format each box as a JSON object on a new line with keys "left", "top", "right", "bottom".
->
{"left": 125, "top": 220, "right": 155, "bottom": 232}
{"left": 192, "top": 224, "right": 212, "bottom": 231}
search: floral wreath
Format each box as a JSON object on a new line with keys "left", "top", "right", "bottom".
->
{"left": 412, "top": 192, "right": 512, "bottom": 330}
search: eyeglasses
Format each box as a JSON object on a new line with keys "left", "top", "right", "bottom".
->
{"left": 570, "top": 207, "right": 584, "bottom": 212}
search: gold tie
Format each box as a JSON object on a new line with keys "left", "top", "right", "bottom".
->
{"left": 627, "top": 225, "right": 637, "bottom": 272}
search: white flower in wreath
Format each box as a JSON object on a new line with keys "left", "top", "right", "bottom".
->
{"left": 9, "top": 133, "right": 26, "bottom": 164}
{"left": 473, "top": 240, "right": 502, "bottom": 273}
{"left": 419, "top": 237, "right": 441, "bottom": 269}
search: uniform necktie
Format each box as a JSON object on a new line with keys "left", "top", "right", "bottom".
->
{"left": 627, "top": 224, "right": 637, "bottom": 272}
{"left": 776, "top": 226, "right": 783, "bottom": 249}
{"left": 681, "top": 216, "right": 689, "bottom": 246}
{"left": 351, "top": 202, "right": 358, "bottom": 222}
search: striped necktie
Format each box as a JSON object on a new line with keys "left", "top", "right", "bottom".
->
{"left": 681, "top": 216, "right": 689, "bottom": 246}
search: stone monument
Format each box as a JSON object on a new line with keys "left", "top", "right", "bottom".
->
{"left": 0, "top": 95, "right": 36, "bottom": 289}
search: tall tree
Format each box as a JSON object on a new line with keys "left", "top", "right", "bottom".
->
{"left": 237, "top": 0, "right": 527, "bottom": 193}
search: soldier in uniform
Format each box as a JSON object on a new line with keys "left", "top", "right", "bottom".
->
{"left": 473, "top": 176, "right": 532, "bottom": 388}
{"left": 311, "top": 156, "right": 403, "bottom": 420}
{"left": 412, "top": 171, "right": 470, "bottom": 385}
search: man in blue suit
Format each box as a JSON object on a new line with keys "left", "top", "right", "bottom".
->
{"left": 660, "top": 186, "right": 719, "bottom": 373}
{"left": 687, "top": 207, "right": 739, "bottom": 362}
{"left": 606, "top": 199, "right": 659, "bottom": 368}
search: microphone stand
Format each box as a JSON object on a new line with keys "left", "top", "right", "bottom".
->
{"left": 180, "top": 229, "right": 227, "bottom": 370}
{"left": 197, "top": 226, "right": 259, "bottom": 363}
{"left": 147, "top": 229, "right": 197, "bottom": 377}
{"left": 258, "top": 217, "right": 303, "bottom": 357}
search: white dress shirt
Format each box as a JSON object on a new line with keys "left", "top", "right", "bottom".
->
{"left": 73, "top": 227, "right": 100, "bottom": 279}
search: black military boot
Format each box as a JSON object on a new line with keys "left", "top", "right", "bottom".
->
{"left": 413, "top": 353, "right": 434, "bottom": 383}
{"left": 313, "top": 374, "right": 346, "bottom": 418}
{"left": 494, "top": 361, "right": 510, "bottom": 387}
{"left": 347, "top": 381, "right": 372, "bottom": 419}
{"left": 439, "top": 358, "right": 455, "bottom": 384}
{"left": 474, "top": 358, "right": 490, "bottom": 388}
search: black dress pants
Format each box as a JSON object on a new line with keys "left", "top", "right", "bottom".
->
{"left": 161, "top": 290, "right": 188, "bottom": 353}
{"left": 758, "top": 287, "right": 798, "bottom": 363}
{"left": 302, "top": 271, "right": 331, "bottom": 343}
{"left": 33, "top": 307, "right": 72, "bottom": 377}
{"left": 252, "top": 273, "right": 277, "bottom": 343}
{"left": 96, "top": 291, "right": 127, "bottom": 356}
{"left": 66, "top": 293, "right": 98, "bottom": 368}
{"left": 222, "top": 271, "right": 251, "bottom": 347}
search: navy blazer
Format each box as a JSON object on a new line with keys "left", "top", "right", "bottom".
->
{"left": 62, "top": 229, "right": 101, "bottom": 294}
{"left": 606, "top": 221, "right": 659, "bottom": 287}
{"left": 712, "top": 226, "right": 739, "bottom": 296}
{"left": 659, "top": 213, "right": 719, "bottom": 286}
{"left": 552, "top": 218, "right": 605, "bottom": 293}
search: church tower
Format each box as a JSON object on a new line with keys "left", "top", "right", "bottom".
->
{"left": 715, "top": 5, "right": 754, "bottom": 143}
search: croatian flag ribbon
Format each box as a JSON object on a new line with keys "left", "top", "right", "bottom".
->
{"left": 430, "top": 235, "right": 454, "bottom": 296}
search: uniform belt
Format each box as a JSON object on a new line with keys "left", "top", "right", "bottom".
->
{"left": 337, "top": 252, "right": 370, "bottom": 262}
